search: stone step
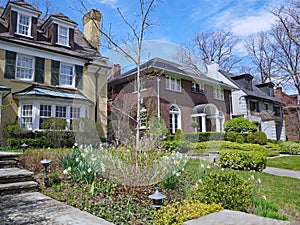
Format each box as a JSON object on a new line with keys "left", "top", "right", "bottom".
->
{"left": 0, "top": 160, "right": 17, "bottom": 169}
{"left": 0, "top": 152, "right": 22, "bottom": 162}
{"left": 0, "top": 168, "right": 34, "bottom": 184}
{"left": 0, "top": 181, "right": 38, "bottom": 196}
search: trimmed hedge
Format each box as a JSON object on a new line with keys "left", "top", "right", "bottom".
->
{"left": 247, "top": 132, "right": 267, "bottom": 145}
{"left": 181, "top": 132, "right": 225, "bottom": 143}
{"left": 154, "top": 200, "right": 222, "bottom": 225}
{"left": 189, "top": 141, "right": 279, "bottom": 157}
{"left": 219, "top": 150, "right": 267, "bottom": 172}
{"left": 279, "top": 141, "right": 300, "bottom": 155}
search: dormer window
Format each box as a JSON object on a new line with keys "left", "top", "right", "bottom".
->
{"left": 58, "top": 25, "right": 69, "bottom": 46}
{"left": 17, "top": 13, "right": 31, "bottom": 36}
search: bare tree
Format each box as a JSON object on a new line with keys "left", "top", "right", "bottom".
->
{"left": 80, "top": 0, "right": 158, "bottom": 154}
{"left": 245, "top": 32, "right": 278, "bottom": 83}
{"left": 180, "top": 28, "right": 242, "bottom": 72}
{"left": 271, "top": 0, "right": 300, "bottom": 48}
{"left": 270, "top": 23, "right": 300, "bottom": 93}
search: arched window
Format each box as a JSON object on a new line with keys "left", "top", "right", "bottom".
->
{"left": 169, "top": 104, "right": 181, "bottom": 134}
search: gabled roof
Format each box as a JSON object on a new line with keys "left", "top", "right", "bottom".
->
{"left": 40, "top": 12, "right": 78, "bottom": 31}
{"left": 13, "top": 85, "right": 91, "bottom": 102}
{"left": 1, "top": 0, "right": 41, "bottom": 19}
{"left": 109, "top": 57, "right": 236, "bottom": 90}
{"left": 0, "top": 6, "right": 101, "bottom": 62}
{"left": 220, "top": 70, "right": 284, "bottom": 104}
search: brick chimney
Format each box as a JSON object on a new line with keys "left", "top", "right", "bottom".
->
{"left": 82, "top": 9, "right": 102, "bottom": 51}
{"left": 110, "top": 64, "right": 121, "bottom": 79}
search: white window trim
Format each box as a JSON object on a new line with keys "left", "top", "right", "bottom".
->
{"left": 57, "top": 25, "right": 70, "bottom": 47}
{"left": 15, "top": 54, "right": 35, "bottom": 81}
{"left": 18, "top": 100, "right": 89, "bottom": 131}
{"left": 213, "top": 87, "right": 224, "bottom": 101}
{"left": 133, "top": 76, "right": 146, "bottom": 92}
{"left": 139, "top": 105, "right": 147, "bottom": 129}
{"left": 165, "top": 76, "right": 181, "bottom": 92}
{"left": 59, "top": 63, "right": 75, "bottom": 87}
{"left": 192, "top": 82, "right": 204, "bottom": 93}
{"left": 16, "top": 13, "right": 32, "bottom": 37}
{"left": 169, "top": 104, "right": 182, "bottom": 134}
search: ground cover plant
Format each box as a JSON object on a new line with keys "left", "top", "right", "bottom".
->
{"left": 267, "top": 156, "right": 300, "bottom": 171}
{"left": 17, "top": 148, "right": 300, "bottom": 225}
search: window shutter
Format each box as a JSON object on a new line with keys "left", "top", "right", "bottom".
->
{"left": 32, "top": 17, "right": 38, "bottom": 40}
{"left": 75, "top": 65, "right": 83, "bottom": 89}
{"left": 51, "top": 60, "right": 60, "bottom": 85}
{"left": 4, "top": 51, "right": 16, "bottom": 79}
{"left": 69, "top": 28, "right": 75, "bottom": 48}
{"left": 9, "top": 11, "right": 17, "bottom": 35}
{"left": 35, "top": 57, "right": 45, "bottom": 83}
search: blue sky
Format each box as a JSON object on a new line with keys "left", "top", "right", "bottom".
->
{"left": 49, "top": 0, "right": 284, "bottom": 68}
{"left": 51, "top": 0, "right": 284, "bottom": 44}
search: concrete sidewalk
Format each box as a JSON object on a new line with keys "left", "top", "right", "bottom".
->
{"left": 264, "top": 167, "right": 300, "bottom": 180}
{"left": 0, "top": 192, "right": 113, "bottom": 225}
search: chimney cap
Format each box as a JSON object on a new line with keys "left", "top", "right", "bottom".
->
{"left": 82, "top": 9, "right": 102, "bottom": 26}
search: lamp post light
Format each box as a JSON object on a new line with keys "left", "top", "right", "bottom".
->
{"left": 21, "top": 143, "right": 28, "bottom": 153}
{"left": 40, "top": 159, "right": 51, "bottom": 187}
{"left": 149, "top": 188, "right": 166, "bottom": 210}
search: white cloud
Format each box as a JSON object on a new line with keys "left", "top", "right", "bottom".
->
{"left": 91, "top": 0, "right": 118, "bottom": 8}
{"left": 231, "top": 12, "right": 276, "bottom": 37}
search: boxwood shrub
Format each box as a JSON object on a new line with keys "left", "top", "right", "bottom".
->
{"left": 188, "top": 141, "right": 279, "bottom": 157}
{"left": 154, "top": 200, "right": 222, "bottom": 225}
{"left": 219, "top": 150, "right": 267, "bottom": 172}
{"left": 190, "top": 171, "right": 253, "bottom": 211}
{"left": 181, "top": 132, "right": 225, "bottom": 143}
{"left": 279, "top": 141, "right": 300, "bottom": 155}
{"left": 247, "top": 132, "right": 267, "bottom": 145}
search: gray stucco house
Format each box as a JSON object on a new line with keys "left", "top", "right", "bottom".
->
{"left": 207, "top": 62, "right": 286, "bottom": 141}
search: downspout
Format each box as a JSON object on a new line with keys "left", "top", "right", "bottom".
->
{"left": 94, "top": 67, "right": 101, "bottom": 123}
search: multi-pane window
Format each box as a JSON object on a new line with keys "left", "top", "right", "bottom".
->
{"left": 59, "top": 64, "right": 74, "bottom": 86}
{"left": 21, "top": 105, "right": 33, "bottom": 130}
{"left": 213, "top": 88, "right": 224, "bottom": 100}
{"left": 134, "top": 76, "right": 146, "bottom": 92}
{"left": 139, "top": 105, "right": 147, "bottom": 129}
{"left": 70, "top": 107, "right": 80, "bottom": 129}
{"left": 169, "top": 105, "right": 181, "bottom": 134}
{"left": 192, "top": 82, "right": 204, "bottom": 93}
{"left": 39, "top": 105, "right": 52, "bottom": 129}
{"left": 17, "top": 14, "right": 30, "bottom": 36}
{"left": 16, "top": 55, "right": 34, "bottom": 80}
{"left": 250, "top": 101, "right": 260, "bottom": 112}
{"left": 165, "top": 76, "right": 181, "bottom": 92}
{"left": 58, "top": 25, "right": 69, "bottom": 46}
{"left": 55, "top": 106, "right": 67, "bottom": 118}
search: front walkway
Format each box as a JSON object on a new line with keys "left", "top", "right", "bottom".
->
{"left": 0, "top": 192, "right": 113, "bottom": 225}
{"left": 263, "top": 167, "right": 300, "bottom": 180}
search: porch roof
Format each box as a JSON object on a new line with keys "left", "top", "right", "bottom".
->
{"left": 13, "top": 85, "right": 90, "bottom": 102}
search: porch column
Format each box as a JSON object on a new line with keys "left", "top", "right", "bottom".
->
{"left": 216, "top": 116, "right": 221, "bottom": 132}
{"left": 201, "top": 113, "right": 206, "bottom": 132}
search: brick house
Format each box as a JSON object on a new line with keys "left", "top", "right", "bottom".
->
{"left": 274, "top": 87, "right": 300, "bottom": 140}
{"left": 0, "top": 1, "right": 110, "bottom": 135}
{"left": 108, "top": 57, "right": 235, "bottom": 135}
{"left": 207, "top": 62, "right": 286, "bottom": 141}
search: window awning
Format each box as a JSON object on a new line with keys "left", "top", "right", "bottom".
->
{"left": 13, "top": 85, "right": 91, "bottom": 102}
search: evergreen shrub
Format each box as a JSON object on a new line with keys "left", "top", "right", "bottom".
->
{"left": 219, "top": 150, "right": 267, "bottom": 172}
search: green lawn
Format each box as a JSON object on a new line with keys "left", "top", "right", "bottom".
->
{"left": 183, "top": 160, "right": 300, "bottom": 218}
{"left": 267, "top": 156, "right": 300, "bottom": 171}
